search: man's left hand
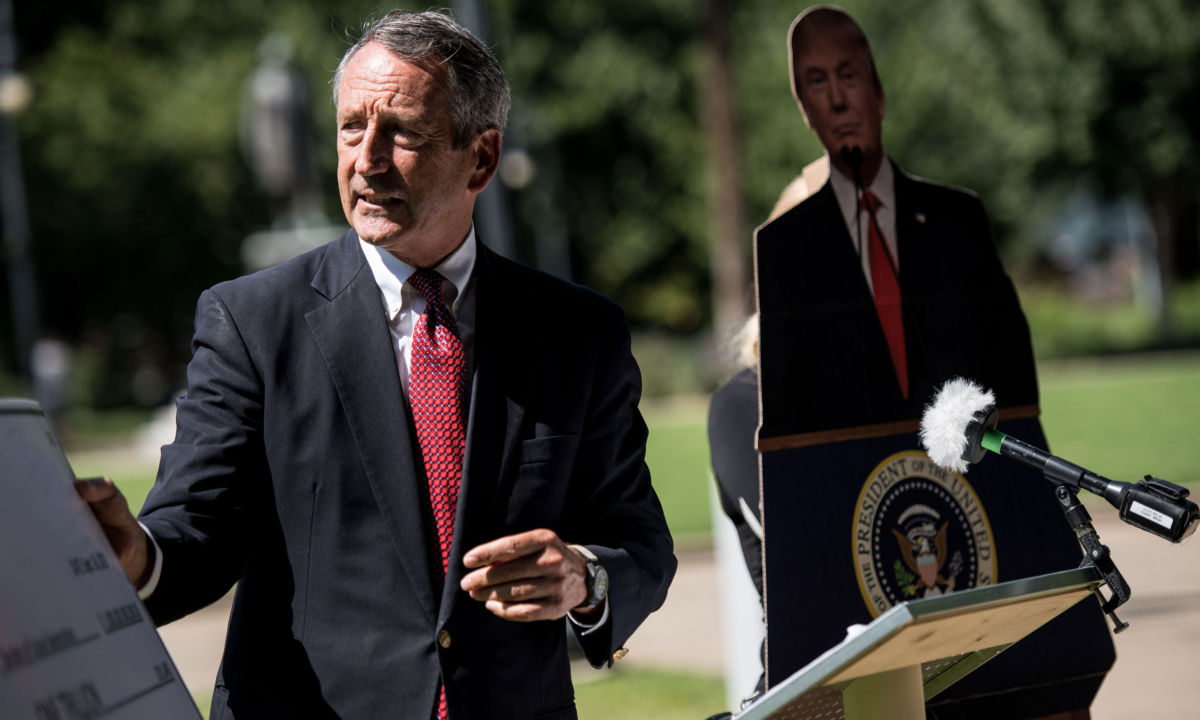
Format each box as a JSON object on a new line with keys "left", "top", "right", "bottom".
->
{"left": 461, "top": 529, "right": 592, "bottom": 622}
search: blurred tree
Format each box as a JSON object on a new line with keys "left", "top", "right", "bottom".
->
{"left": 8, "top": 0, "right": 721, "bottom": 408}
{"left": 962, "top": 0, "right": 1200, "bottom": 338}
{"left": 5, "top": 0, "right": 1200, "bottom": 408}
{"left": 8, "top": 1, "right": 379, "bottom": 404}
{"left": 699, "top": 0, "right": 750, "bottom": 342}
{"left": 490, "top": 0, "right": 710, "bottom": 332}
{"left": 735, "top": 0, "right": 1200, "bottom": 341}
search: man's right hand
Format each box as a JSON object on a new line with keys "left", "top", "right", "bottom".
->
{"left": 73, "top": 477, "right": 153, "bottom": 589}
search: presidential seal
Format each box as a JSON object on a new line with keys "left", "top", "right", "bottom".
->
{"left": 852, "top": 450, "right": 996, "bottom": 617}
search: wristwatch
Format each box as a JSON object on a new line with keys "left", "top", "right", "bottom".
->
{"left": 569, "top": 544, "right": 609, "bottom": 608}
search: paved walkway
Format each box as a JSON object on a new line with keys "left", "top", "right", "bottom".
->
{"left": 160, "top": 513, "right": 1199, "bottom": 717}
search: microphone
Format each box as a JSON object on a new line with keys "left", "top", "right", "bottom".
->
{"left": 921, "top": 377, "right": 1200, "bottom": 543}
{"left": 839, "top": 146, "right": 864, "bottom": 188}
{"left": 840, "top": 146, "right": 866, "bottom": 262}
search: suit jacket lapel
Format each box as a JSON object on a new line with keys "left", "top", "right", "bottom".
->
{"left": 817, "top": 176, "right": 905, "bottom": 407}
{"left": 893, "top": 163, "right": 936, "bottom": 298}
{"left": 811, "top": 182, "right": 875, "bottom": 308}
{"left": 438, "top": 241, "right": 528, "bottom": 625}
{"left": 305, "top": 231, "right": 437, "bottom": 625}
{"left": 894, "top": 163, "right": 945, "bottom": 413}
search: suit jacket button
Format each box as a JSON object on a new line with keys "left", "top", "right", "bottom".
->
{"left": 437, "top": 629, "right": 452, "bottom": 649}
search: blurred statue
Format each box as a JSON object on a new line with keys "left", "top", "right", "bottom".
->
{"left": 31, "top": 335, "right": 71, "bottom": 430}
{"left": 239, "top": 33, "right": 317, "bottom": 222}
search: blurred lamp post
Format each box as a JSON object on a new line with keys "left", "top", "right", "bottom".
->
{"left": 0, "top": 0, "right": 40, "bottom": 391}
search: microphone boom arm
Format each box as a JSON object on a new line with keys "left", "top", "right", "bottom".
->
{"left": 982, "top": 429, "right": 1200, "bottom": 543}
{"left": 979, "top": 428, "right": 1141, "bottom": 631}
{"left": 977, "top": 426, "right": 1199, "bottom": 633}
{"left": 1053, "top": 482, "right": 1132, "bottom": 632}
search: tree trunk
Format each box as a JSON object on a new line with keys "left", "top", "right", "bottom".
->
{"left": 699, "top": 0, "right": 749, "bottom": 344}
{"left": 1147, "top": 179, "right": 1179, "bottom": 343}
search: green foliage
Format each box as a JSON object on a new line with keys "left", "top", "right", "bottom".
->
{"left": 491, "top": 0, "right": 711, "bottom": 331}
{"left": 10, "top": 0, "right": 386, "bottom": 401}
{"left": 893, "top": 558, "right": 918, "bottom": 597}
{"left": 875, "top": 0, "right": 1200, "bottom": 262}
{"left": 1023, "top": 279, "right": 1200, "bottom": 358}
{"left": 8, "top": 0, "right": 1200, "bottom": 408}
{"left": 730, "top": 0, "right": 1200, "bottom": 273}
{"left": 732, "top": 2, "right": 828, "bottom": 226}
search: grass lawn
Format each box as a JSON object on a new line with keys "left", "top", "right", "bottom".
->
{"left": 66, "top": 449, "right": 158, "bottom": 513}
{"left": 575, "top": 667, "right": 725, "bottom": 720}
{"left": 1038, "top": 351, "right": 1200, "bottom": 486}
{"left": 640, "top": 350, "right": 1200, "bottom": 541}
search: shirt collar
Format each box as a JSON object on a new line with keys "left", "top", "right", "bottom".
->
{"left": 829, "top": 154, "right": 895, "bottom": 229}
{"left": 359, "top": 226, "right": 477, "bottom": 321}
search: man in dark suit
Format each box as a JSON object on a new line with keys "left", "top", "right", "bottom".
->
{"left": 76, "top": 10, "right": 675, "bottom": 719}
{"left": 756, "top": 6, "right": 1038, "bottom": 440}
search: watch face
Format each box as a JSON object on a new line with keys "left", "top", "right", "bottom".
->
{"left": 592, "top": 565, "right": 609, "bottom": 602}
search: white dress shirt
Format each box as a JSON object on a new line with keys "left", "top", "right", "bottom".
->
{"left": 828, "top": 156, "right": 898, "bottom": 295}
{"left": 359, "top": 229, "right": 477, "bottom": 397}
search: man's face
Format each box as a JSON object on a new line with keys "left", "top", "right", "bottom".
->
{"left": 336, "top": 42, "right": 499, "bottom": 267}
{"left": 794, "top": 31, "right": 885, "bottom": 178}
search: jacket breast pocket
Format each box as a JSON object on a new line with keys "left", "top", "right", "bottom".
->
{"left": 506, "top": 434, "right": 580, "bottom": 526}
{"left": 518, "top": 434, "right": 580, "bottom": 465}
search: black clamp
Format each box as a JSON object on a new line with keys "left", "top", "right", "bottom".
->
{"left": 1055, "top": 485, "right": 1131, "bottom": 633}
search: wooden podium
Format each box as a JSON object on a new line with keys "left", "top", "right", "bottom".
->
{"left": 736, "top": 567, "right": 1105, "bottom": 720}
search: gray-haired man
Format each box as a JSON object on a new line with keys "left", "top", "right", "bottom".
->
{"left": 78, "top": 11, "right": 675, "bottom": 719}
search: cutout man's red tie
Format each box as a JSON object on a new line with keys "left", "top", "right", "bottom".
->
{"left": 407, "top": 269, "right": 465, "bottom": 720}
{"left": 861, "top": 190, "right": 908, "bottom": 399}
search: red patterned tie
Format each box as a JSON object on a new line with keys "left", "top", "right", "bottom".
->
{"left": 407, "top": 269, "right": 465, "bottom": 720}
{"left": 861, "top": 190, "right": 908, "bottom": 399}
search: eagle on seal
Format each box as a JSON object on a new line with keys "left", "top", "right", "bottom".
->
{"left": 892, "top": 520, "right": 949, "bottom": 596}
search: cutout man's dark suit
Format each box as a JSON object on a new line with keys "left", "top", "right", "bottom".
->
{"left": 754, "top": 161, "right": 1113, "bottom": 717}
{"left": 756, "top": 161, "right": 1038, "bottom": 438}
{"left": 138, "top": 231, "right": 676, "bottom": 719}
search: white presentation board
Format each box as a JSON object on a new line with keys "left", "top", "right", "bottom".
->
{"left": 0, "top": 399, "right": 201, "bottom": 719}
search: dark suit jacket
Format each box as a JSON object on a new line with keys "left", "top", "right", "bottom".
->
{"left": 756, "top": 161, "right": 1038, "bottom": 439}
{"left": 138, "top": 231, "right": 676, "bottom": 720}
{"left": 707, "top": 367, "right": 762, "bottom": 599}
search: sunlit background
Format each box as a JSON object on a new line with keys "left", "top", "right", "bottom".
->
{"left": 3, "top": 1, "right": 1199, "bottom": 718}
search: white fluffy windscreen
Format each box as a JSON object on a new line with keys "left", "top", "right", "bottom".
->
{"left": 919, "top": 377, "right": 995, "bottom": 473}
